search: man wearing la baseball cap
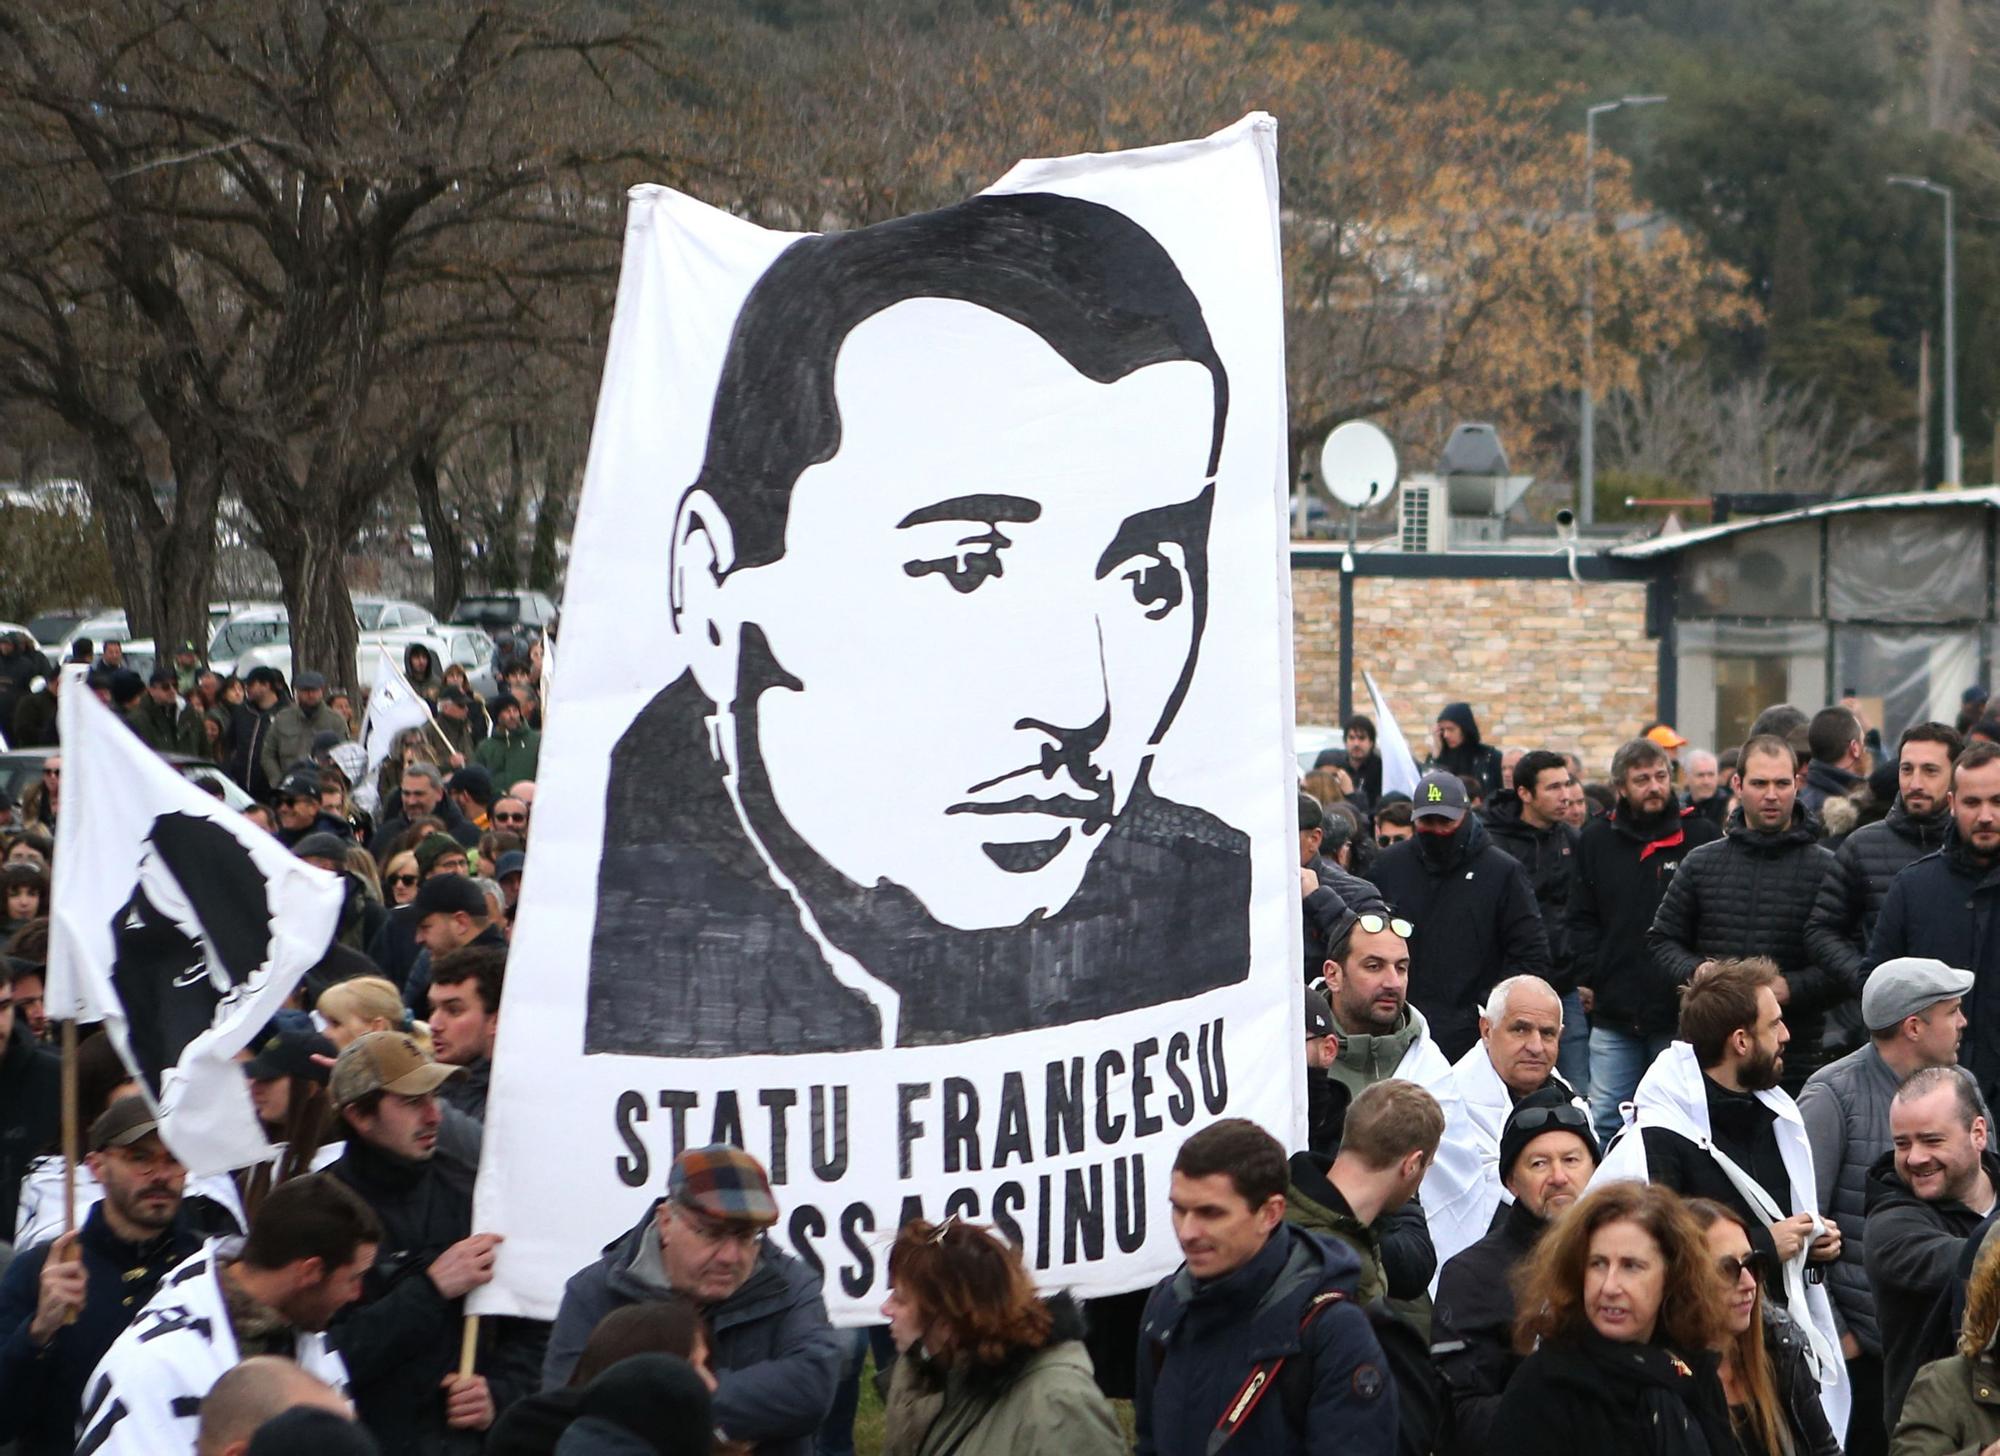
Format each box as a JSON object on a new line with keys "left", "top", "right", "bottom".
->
{"left": 1367, "top": 769, "right": 1552, "bottom": 1060}
{"left": 322, "top": 1031, "right": 538, "bottom": 1450}
{"left": 1798, "top": 954, "right": 1976, "bottom": 1433}
{"left": 543, "top": 1144, "right": 841, "bottom": 1455}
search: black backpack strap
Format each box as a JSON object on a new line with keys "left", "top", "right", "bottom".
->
{"left": 1204, "top": 1289, "right": 1346, "bottom": 1456}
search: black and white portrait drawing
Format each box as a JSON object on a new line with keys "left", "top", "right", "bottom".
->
{"left": 586, "top": 191, "right": 1254, "bottom": 1056}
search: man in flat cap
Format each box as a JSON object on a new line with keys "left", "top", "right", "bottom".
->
{"left": 544, "top": 1145, "right": 841, "bottom": 1456}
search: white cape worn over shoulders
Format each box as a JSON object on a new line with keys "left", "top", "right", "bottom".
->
{"left": 76, "top": 1237, "right": 351, "bottom": 1455}
{"left": 1592, "top": 1041, "right": 1850, "bottom": 1440}
{"left": 1423, "top": 1044, "right": 1579, "bottom": 1280}
{"left": 1389, "top": 1007, "right": 1485, "bottom": 1294}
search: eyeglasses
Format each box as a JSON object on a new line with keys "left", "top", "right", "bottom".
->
{"left": 1716, "top": 1249, "right": 1768, "bottom": 1285}
{"left": 1507, "top": 1103, "right": 1592, "bottom": 1137}
{"left": 676, "top": 1205, "right": 762, "bottom": 1247}
{"left": 1352, "top": 912, "right": 1414, "bottom": 939}
{"left": 387, "top": 874, "right": 418, "bottom": 888}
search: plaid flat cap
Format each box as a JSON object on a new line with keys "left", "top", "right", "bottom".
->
{"left": 669, "top": 1144, "right": 778, "bottom": 1227}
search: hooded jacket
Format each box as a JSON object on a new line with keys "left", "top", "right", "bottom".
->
{"left": 1432, "top": 1197, "right": 1544, "bottom": 1456}
{"left": 1489, "top": 1328, "right": 1734, "bottom": 1456}
{"left": 1365, "top": 815, "right": 1551, "bottom": 1061}
{"left": 1481, "top": 790, "right": 1580, "bottom": 987}
{"left": 880, "top": 1294, "right": 1124, "bottom": 1456}
{"left": 1804, "top": 796, "right": 1952, "bottom": 996}
{"left": 1646, "top": 804, "right": 1844, "bottom": 1087}
{"left": 474, "top": 724, "right": 541, "bottom": 789}
{"left": 1795, "top": 1040, "right": 1900, "bottom": 1358}
{"left": 1591, "top": 1041, "right": 1851, "bottom": 1435}
{"left": 1801, "top": 758, "right": 1866, "bottom": 820}
{"left": 1569, "top": 802, "right": 1719, "bottom": 1039}
{"left": 1135, "top": 1222, "right": 1396, "bottom": 1456}
{"left": 403, "top": 645, "right": 445, "bottom": 701}
{"left": 542, "top": 1201, "right": 843, "bottom": 1456}
{"left": 1862, "top": 1145, "right": 2000, "bottom": 1429}
{"left": 1428, "top": 703, "right": 1504, "bottom": 802}
{"left": 1866, "top": 828, "right": 2000, "bottom": 1106}
{"left": 1284, "top": 1151, "right": 1438, "bottom": 1310}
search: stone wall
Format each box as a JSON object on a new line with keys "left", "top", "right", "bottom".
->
{"left": 1291, "top": 567, "right": 1658, "bottom": 777}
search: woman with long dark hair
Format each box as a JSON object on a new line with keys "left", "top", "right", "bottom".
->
{"left": 1686, "top": 1198, "right": 1839, "bottom": 1455}
{"left": 880, "top": 1217, "right": 1123, "bottom": 1456}
{"left": 1490, "top": 1181, "right": 1736, "bottom": 1455}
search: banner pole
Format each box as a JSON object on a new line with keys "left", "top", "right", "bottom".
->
{"left": 457, "top": 1315, "right": 480, "bottom": 1379}
{"left": 59, "top": 1017, "right": 77, "bottom": 1234}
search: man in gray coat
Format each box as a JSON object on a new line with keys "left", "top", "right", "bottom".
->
{"left": 543, "top": 1145, "right": 841, "bottom": 1456}
{"left": 1797, "top": 957, "right": 1972, "bottom": 1456}
{"left": 261, "top": 670, "right": 349, "bottom": 787}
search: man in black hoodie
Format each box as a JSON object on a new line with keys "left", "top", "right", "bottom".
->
{"left": 1648, "top": 733, "right": 1845, "bottom": 1094}
{"left": 1484, "top": 750, "right": 1585, "bottom": 1087}
{"left": 1862, "top": 1065, "right": 1999, "bottom": 1429}
{"left": 0, "top": 980, "right": 57, "bottom": 1223}
{"left": 1367, "top": 771, "right": 1549, "bottom": 1061}
{"left": 1863, "top": 740, "right": 2000, "bottom": 1105}
{"left": 1572, "top": 737, "right": 1721, "bottom": 1143}
{"left": 1428, "top": 703, "right": 1504, "bottom": 802}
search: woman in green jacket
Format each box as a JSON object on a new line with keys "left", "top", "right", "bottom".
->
{"left": 880, "top": 1217, "right": 1126, "bottom": 1456}
{"left": 1894, "top": 1231, "right": 2000, "bottom": 1455}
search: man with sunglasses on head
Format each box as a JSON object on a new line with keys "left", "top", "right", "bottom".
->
{"left": 1432, "top": 1087, "right": 1600, "bottom": 1456}
{"left": 1797, "top": 958, "right": 1971, "bottom": 1456}
{"left": 544, "top": 1144, "right": 842, "bottom": 1455}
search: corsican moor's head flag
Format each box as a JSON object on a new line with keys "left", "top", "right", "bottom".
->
{"left": 47, "top": 686, "right": 344, "bottom": 1177}
{"left": 474, "top": 114, "right": 1298, "bottom": 1324}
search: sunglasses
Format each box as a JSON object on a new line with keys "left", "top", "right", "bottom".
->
{"left": 1716, "top": 1249, "right": 1768, "bottom": 1285}
{"left": 1352, "top": 912, "right": 1414, "bottom": 939}
{"left": 1507, "top": 1102, "right": 1592, "bottom": 1136}
{"left": 493, "top": 813, "right": 527, "bottom": 825}
{"left": 1374, "top": 834, "right": 1403, "bottom": 847}
{"left": 387, "top": 873, "right": 419, "bottom": 888}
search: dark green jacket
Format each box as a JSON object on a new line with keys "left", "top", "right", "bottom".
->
{"left": 474, "top": 725, "right": 539, "bottom": 787}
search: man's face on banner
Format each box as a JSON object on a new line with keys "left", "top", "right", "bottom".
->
{"left": 705, "top": 300, "right": 1215, "bottom": 929}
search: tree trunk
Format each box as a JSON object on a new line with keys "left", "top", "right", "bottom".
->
{"left": 527, "top": 448, "right": 573, "bottom": 593}
{"left": 83, "top": 432, "right": 216, "bottom": 653}
{"left": 270, "top": 520, "right": 360, "bottom": 694}
{"left": 411, "top": 451, "right": 464, "bottom": 618}
{"left": 488, "top": 425, "right": 527, "bottom": 588}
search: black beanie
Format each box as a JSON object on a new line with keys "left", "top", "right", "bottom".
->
{"left": 576, "top": 1353, "right": 712, "bottom": 1454}
{"left": 1497, "top": 1085, "right": 1600, "bottom": 1186}
{"left": 245, "top": 1407, "right": 380, "bottom": 1456}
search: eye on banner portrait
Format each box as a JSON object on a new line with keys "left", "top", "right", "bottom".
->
{"left": 473, "top": 113, "right": 1301, "bottom": 1324}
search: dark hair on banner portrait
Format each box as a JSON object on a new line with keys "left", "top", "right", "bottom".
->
{"left": 588, "top": 190, "right": 1252, "bottom": 1057}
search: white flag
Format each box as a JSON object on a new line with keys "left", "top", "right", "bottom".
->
{"left": 1364, "top": 670, "right": 1423, "bottom": 799}
{"left": 359, "top": 649, "right": 432, "bottom": 777}
{"left": 47, "top": 686, "right": 344, "bottom": 1176}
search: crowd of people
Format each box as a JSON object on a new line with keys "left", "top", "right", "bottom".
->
{"left": 4, "top": 618, "right": 2000, "bottom": 1456}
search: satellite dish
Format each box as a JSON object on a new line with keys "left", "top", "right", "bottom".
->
{"left": 1319, "top": 421, "right": 1399, "bottom": 510}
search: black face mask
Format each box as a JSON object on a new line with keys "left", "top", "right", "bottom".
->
{"left": 1417, "top": 829, "right": 1458, "bottom": 866}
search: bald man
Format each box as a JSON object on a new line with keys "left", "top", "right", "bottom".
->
{"left": 195, "top": 1357, "right": 352, "bottom": 1456}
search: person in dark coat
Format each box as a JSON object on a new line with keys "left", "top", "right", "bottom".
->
{"left": 1861, "top": 1065, "right": 2000, "bottom": 1430}
{"left": 229, "top": 666, "right": 287, "bottom": 800}
{"left": 324, "top": 1032, "right": 546, "bottom": 1454}
{"left": 1805, "top": 722, "right": 1960, "bottom": 1054}
{"left": 1571, "top": 736, "right": 1722, "bottom": 1143}
{"left": 10, "top": 673, "right": 58, "bottom": 749}
{"left": 1487, "top": 1181, "right": 1736, "bottom": 1456}
{"left": 1484, "top": 750, "right": 1586, "bottom": 1087}
{"left": 1647, "top": 733, "right": 1845, "bottom": 1094}
{"left": 1301, "top": 792, "right": 1389, "bottom": 984}
{"left": 553, "top": 1354, "right": 711, "bottom": 1456}
{"left": 1865, "top": 739, "right": 2000, "bottom": 1106}
{"left": 1366, "top": 771, "right": 1550, "bottom": 1061}
{"left": 1343, "top": 717, "right": 1384, "bottom": 807}
{"left": 1431, "top": 1090, "right": 1599, "bottom": 1456}
{"left": 1800, "top": 706, "right": 1870, "bottom": 822}
{"left": 543, "top": 1147, "right": 842, "bottom": 1456}
{"left": 1427, "top": 702, "right": 1504, "bottom": 802}
{"left": 0, "top": 993, "right": 57, "bottom": 1224}
{"left": 0, "top": 1096, "right": 203, "bottom": 1456}
{"left": 1135, "top": 1119, "right": 1396, "bottom": 1456}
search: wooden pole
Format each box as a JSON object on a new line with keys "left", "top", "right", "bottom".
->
{"left": 457, "top": 1315, "right": 480, "bottom": 1379}
{"left": 59, "top": 1018, "right": 77, "bottom": 1234}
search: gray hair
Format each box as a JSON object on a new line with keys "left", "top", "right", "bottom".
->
{"left": 1895, "top": 1065, "right": 1989, "bottom": 1130}
{"left": 1480, "top": 974, "right": 1562, "bottom": 1027}
{"left": 1685, "top": 749, "right": 1718, "bottom": 774}
{"left": 400, "top": 760, "right": 444, "bottom": 790}
{"left": 471, "top": 876, "right": 506, "bottom": 922}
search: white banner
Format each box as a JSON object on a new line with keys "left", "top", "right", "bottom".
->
{"left": 1365, "top": 670, "right": 1423, "bottom": 799}
{"left": 474, "top": 115, "right": 1300, "bottom": 1323}
{"left": 47, "top": 687, "right": 344, "bottom": 1177}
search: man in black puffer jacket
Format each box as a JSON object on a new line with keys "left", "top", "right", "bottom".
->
{"left": 1805, "top": 722, "right": 1960, "bottom": 1056}
{"left": 1648, "top": 734, "right": 1844, "bottom": 1094}
{"left": 1866, "top": 740, "right": 2000, "bottom": 1107}
{"left": 325, "top": 1032, "right": 546, "bottom": 1454}
{"left": 1368, "top": 772, "right": 1549, "bottom": 1062}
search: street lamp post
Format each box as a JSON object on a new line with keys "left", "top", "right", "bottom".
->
{"left": 1580, "top": 94, "right": 1666, "bottom": 527}
{"left": 1888, "top": 174, "right": 1959, "bottom": 486}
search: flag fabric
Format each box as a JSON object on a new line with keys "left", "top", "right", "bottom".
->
{"left": 1364, "top": 670, "right": 1423, "bottom": 798}
{"left": 358, "top": 649, "right": 433, "bottom": 778}
{"left": 47, "top": 686, "right": 343, "bottom": 1177}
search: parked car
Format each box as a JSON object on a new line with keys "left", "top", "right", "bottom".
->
{"left": 207, "top": 605, "right": 291, "bottom": 677}
{"left": 56, "top": 609, "right": 130, "bottom": 658}
{"left": 352, "top": 596, "right": 437, "bottom": 632}
{"left": 0, "top": 747, "right": 255, "bottom": 814}
{"left": 448, "top": 590, "right": 557, "bottom": 637}
{"left": 24, "top": 610, "right": 88, "bottom": 648}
